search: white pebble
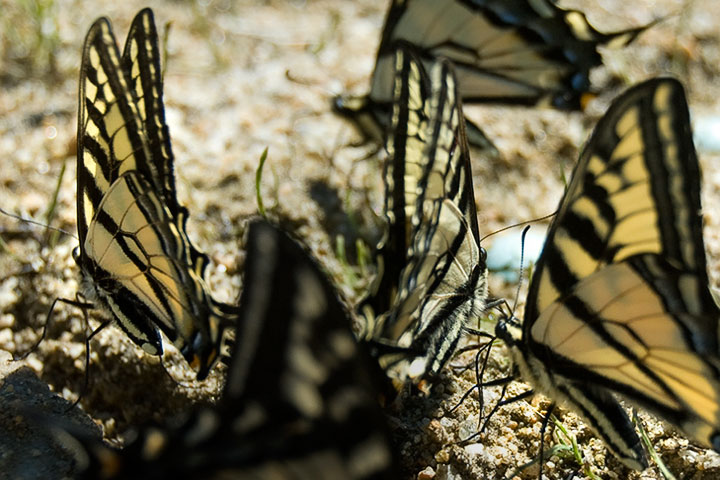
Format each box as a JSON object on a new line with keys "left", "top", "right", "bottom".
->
{"left": 464, "top": 443, "right": 485, "bottom": 455}
{"left": 694, "top": 114, "right": 720, "bottom": 153}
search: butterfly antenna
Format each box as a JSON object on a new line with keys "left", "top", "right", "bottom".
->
{"left": 511, "top": 225, "right": 533, "bottom": 316}
{"left": 0, "top": 207, "right": 77, "bottom": 241}
{"left": 537, "top": 403, "right": 557, "bottom": 480}
{"left": 66, "top": 307, "right": 110, "bottom": 412}
{"left": 479, "top": 211, "right": 555, "bottom": 244}
{"left": 15, "top": 296, "right": 94, "bottom": 360}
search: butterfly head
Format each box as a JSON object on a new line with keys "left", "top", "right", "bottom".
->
{"left": 494, "top": 312, "right": 523, "bottom": 348}
{"left": 72, "top": 245, "right": 82, "bottom": 263}
{"left": 331, "top": 94, "right": 368, "bottom": 117}
{"left": 183, "top": 300, "right": 237, "bottom": 380}
{"left": 332, "top": 94, "right": 390, "bottom": 144}
{"left": 183, "top": 333, "right": 218, "bottom": 381}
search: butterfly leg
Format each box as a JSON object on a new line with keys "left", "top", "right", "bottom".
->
{"left": 14, "top": 296, "right": 94, "bottom": 360}
{"left": 68, "top": 316, "right": 112, "bottom": 411}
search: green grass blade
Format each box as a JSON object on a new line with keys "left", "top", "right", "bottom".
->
{"left": 255, "top": 147, "right": 269, "bottom": 217}
{"left": 634, "top": 411, "right": 676, "bottom": 480}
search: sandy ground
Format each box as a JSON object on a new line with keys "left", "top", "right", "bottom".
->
{"left": 2, "top": 0, "right": 720, "bottom": 478}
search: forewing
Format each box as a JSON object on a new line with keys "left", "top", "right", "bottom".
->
{"left": 527, "top": 78, "right": 707, "bottom": 324}
{"left": 359, "top": 46, "right": 431, "bottom": 335}
{"left": 76, "top": 16, "right": 153, "bottom": 247}
{"left": 122, "top": 8, "right": 178, "bottom": 214}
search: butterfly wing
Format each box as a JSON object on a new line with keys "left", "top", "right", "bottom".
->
{"left": 222, "top": 220, "right": 399, "bottom": 478}
{"left": 76, "top": 10, "right": 233, "bottom": 379}
{"left": 76, "top": 14, "right": 152, "bottom": 243}
{"left": 367, "top": 47, "right": 488, "bottom": 385}
{"left": 500, "top": 78, "right": 720, "bottom": 469}
{"left": 334, "top": 0, "right": 651, "bottom": 149}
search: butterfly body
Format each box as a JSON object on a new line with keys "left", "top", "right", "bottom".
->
{"left": 496, "top": 78, "right": 720, "bottom": 469}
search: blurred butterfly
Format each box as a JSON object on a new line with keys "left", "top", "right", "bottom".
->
{"left": 334, "top": 0, "right": 652, "bottom": 150}
{"left": 53, "top": 219, "right": 400, "bottom": 479}
{"left": 74, "top": 8, "right": 235, "bottom": 379}
{"left": 359, "top": 45, "right": 488, "bottom": 388}
{"left": 496, "top": 77, "right": 720, "bottom": 469}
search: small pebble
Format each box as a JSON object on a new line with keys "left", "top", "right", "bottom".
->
{"left": 434, "top": 449, "right": 450, "bottom": 463}
{"left": 464, "top": 443, "right": 485, "bottom": 455}
{"left": 417, "top": 466, "right": 435, "bottom": 479}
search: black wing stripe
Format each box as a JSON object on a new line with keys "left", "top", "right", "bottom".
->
{"left": 122, "top": 9, "right": 215, "bottom": 279}
{"left": 85, "top": 19, "right": 150, "bottom": 177}
{"left": 557, "top": 382, "right": 645, "bottom": 467}
{"left": 644, "top": 84, "right": 705, "bottom": 273}
{"left": 88, "top": 177, "right": 178, "bottom": 332}
{"left": 359, "top": 47, "right": 432, "bottom": 334}
{"left": 528, "top": 81, "right": 700, "bottom": 321}
{"left": 537, "top": 258, "right": 720, "bottom": 430}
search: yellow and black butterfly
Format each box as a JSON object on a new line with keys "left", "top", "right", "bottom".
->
{"left": 334, "top": 0, "right": 651, "bottom": 149}
{"left": 56, "top": 219, "right": 399, "bottom": 479}
{"left": 75, "top": 9, "right": 235, "bottom": 379}
{"left": 495, "top": 78, "right": 720, "bottom": 469}
{"left": 359, "top": 46, "right": 488, "bottom": 387}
